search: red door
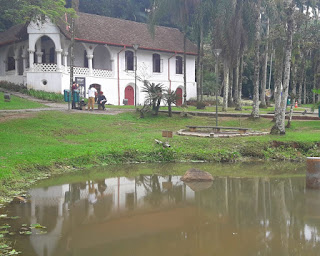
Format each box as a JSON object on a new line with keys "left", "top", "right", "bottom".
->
{"left": 125, "top": 86, "right": 134, "bottom": 105}
{"left": 176, "top": 88, "right": 183, "bottom": 106}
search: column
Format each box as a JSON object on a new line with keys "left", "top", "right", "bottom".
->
{"left": 63, "top": 52, "right": 68, "bottom": 73}
{"left": 36, "top": 40, "right": 42, "bottom": 63}
{"left": 22, "top": 55, "right": 27, "bottom": 74}
{"left": 14, "top": 57, "right": 19, "bottom": 75}
{"left": 56, "top": 49, "right": 62, "bottom": 71}
{"left": 29, "top": 50, "right": 35, "bottom": 70}
{"left": 36, "top": 52, "right": 43, "bottom": 64}
{"left": 87, "top": 54, "right": 93, "bottom": 76}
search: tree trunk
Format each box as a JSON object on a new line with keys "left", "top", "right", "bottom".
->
{"left": 196, "top": 34, "right": 201, "bottom": 102}
{"left": 312, "top": 58, "right": 318, "bottom": 104}
{"left": 183, "top": 33, "right": 187, "bottom": 104}
{"left": 237, "top": 55, "right": 244, "bottom": 110}
{"left": 168, "top": 103, "right": 172, "bottom": 117}
{"left": 298, "top": 51, "right": 305, "bottom": 105}
{"left": 260, "top": 18, "right": 269, "bottom": 108}
{"left": 223, "top": 59, "right": 230, "bottom": 111}
{"left": 291, "top": 61, "right": 297, "bottom": 97}
{"left": 303, "top": 74, "right": 307, "bottom": 104}
{"left": 271, "top": 0, "right": 294, "bottom": 135}
{"left": 233, "top": 57, "right": 240, "bottom": 110}
{"left": 196, "top": 23, "right": 204, "bottom": 103}
{"left": 229, "top": 68, "right": 234, "bottom": 106}
{"left": 251, "top": 0, "right": 262, "bottom": 119}
{"left": 286, "top": 104, "right": 294, "bottom": 128}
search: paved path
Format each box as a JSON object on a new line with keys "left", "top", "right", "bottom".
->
{"left": 0, "top": 89, "right": 133, "bottom": 115}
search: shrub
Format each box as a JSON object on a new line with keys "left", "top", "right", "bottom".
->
{"left": 0, "top": 81, "right": 27, "bottom": 92}
{"left": 196, "top": 101, "right": 206, "bottom": 109}
{"left": 0, "top": 81, "right": 64, "bottom": 102}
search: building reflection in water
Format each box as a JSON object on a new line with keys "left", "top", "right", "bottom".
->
{"left": 5, "top": 176, "right": 320, "bottom": 256}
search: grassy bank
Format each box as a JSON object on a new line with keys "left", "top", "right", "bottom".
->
{"left": 0, "top": 92, "right": 48, "bottom": 110}
{"left": 0, "top": 109, "right": 319, "bottom": 201}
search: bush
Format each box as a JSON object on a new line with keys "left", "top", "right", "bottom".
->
{"left": 196, "top": 101, "right": 206, "bottom": 109}
{"left": 0, "top": 80, "right": 27, "bottom": 92}
{"left": 0, "top": 81, "right": 64, "bottom": 102}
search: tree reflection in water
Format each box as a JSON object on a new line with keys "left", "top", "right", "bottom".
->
{"left": 2, "top": 176, "right": 320, "bottom": 256}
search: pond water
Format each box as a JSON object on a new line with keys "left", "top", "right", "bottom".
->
{"left": 1, "top": 162, "right": 320, "bottom": 256}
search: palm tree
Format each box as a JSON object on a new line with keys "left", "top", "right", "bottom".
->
{"left": 141, "top": 80, "right": 164, "bottom": 116}
{"left": 163, "top": 89, "right": 178, "bottom": 117}
{"left": 148, "top": 0, "right": 201, "bottom": 104}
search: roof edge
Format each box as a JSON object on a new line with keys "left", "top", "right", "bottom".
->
{"left": 75, "top": 38, "right": 197, "bottom": 56}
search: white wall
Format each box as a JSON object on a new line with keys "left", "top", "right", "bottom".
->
{"left": 27, "top": 72, "right": 63, "bottom": 93}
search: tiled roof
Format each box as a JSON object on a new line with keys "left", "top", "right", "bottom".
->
{"left": 72, "top": 12, "right": 197, "bottom": 55}
{"left": 0, "top": 12, "right": 198, "bottom": 55}
{"left": 0, "top": 24, "right": 27, "bottom": 46}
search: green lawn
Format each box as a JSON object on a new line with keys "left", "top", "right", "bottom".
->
{"left": 0, "top": 92, "right": 48, "bottom": 110}
{"left": 1, "top": 110, "right": 319, "bottom": 177}
{"left": 159, "top": 105, "right": 312, "bottom": 114}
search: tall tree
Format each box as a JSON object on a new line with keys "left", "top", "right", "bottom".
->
{"left": 271, "top": 0, "right": 295, "bottom": 135}
{"left": 149, "top": 0, "right": 200, "bottom": 104}
{"left": 251, "top": 0, "right": 262, "bottom": 119}
{"left": 0, "top": 0, "right": 74, "bottom": 31}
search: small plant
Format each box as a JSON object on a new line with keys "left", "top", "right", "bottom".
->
{"left": 141, "top": 80, "right": 164, "bottom": 116}
{"left": 163, "top": 89, "right": 178, "bottom": 117}
{"left": 196, "top": 101, "right": 206, "bottom": 109}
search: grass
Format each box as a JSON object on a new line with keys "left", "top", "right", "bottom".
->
{"left": 159, "top": 104, "right": 312, "bottom": 114}
{"left": 0, "top": 92, "right": 48, "bottom": 110}
{"left": 1, "top": 110, "right": 319, "bottom": 173}
{"left": 0, "top": 95, "right": 319, "bottom": 201}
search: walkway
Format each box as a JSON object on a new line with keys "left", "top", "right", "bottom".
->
{"left": 1, "top": 88, "right": 319, "bottom": 120}
{"left": 0, "top": 88, "right": 133, "bottom": 116}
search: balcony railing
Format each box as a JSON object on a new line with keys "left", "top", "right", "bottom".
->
{"left": 29, "top": 64, "right": 113, "bottom": 78}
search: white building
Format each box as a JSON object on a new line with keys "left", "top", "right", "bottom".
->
{"left": 0, "top": 12, "right": 198, "bottom": 106}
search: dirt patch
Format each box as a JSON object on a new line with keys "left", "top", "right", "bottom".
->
{"left": 0, "top": 112, "right": 37, "bottom": 123}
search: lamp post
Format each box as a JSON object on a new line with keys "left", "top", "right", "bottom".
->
{"left": 213, "top": 49, "right": 222, "bottom": 126}
{"left": 133, "top": 44, "right": 139, "bottom": 106}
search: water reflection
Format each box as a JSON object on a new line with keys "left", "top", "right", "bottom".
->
{"left": 3, "top": 175, "right": 320, "bottom": 256}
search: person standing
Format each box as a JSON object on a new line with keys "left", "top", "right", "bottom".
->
{"left": 87, "top": 85, "right": 97, "bottom": 110}
{"left": 71, "top": 81, "right": 78, "bottom": 109}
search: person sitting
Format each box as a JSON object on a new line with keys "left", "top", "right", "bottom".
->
{"left": 97, "top": 91, "right": 107, "bottom": 110}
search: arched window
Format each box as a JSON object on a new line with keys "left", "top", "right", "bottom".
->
{"left": 49, "top": 47, "right": 55, "bottom": 63}
{"left": 7, "top": 57, "right": 15, "bottom": 71}
{"left": 125, "top": 51, "right": 134, "bottom": 71}
{"left": 153, "top": 53, "right": 161, "bottom": 73}
{"left": 176, "top": 56, "right": 183, "bottom": 74}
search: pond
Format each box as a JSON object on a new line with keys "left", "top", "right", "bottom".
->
{"left": 1, "top": 162, "right": 320, "bottom": 256}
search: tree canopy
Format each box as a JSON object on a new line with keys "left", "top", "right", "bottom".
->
{"left": 0, "top": 0, "right": 74, "bottom": 32}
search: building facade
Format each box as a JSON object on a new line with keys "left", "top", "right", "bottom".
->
{"left": 0, "top": 12, "right": 198, "bottom": 106}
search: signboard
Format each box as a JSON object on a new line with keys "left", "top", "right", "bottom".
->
{"left": 162, "top": 131, "right": 173, "bottom": 138}
{"left": 75, "top": 77, "right": 86, "bottom": 97}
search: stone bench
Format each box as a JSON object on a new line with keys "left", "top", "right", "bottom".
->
{"left": 186, "top": 126, "right": 250, "bottom": 134}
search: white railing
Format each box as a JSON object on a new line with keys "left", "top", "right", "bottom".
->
{"left": 93, "top": 68, "right": 113, "bottom": 78}
{"left": 33, "top": 63, "right": 58, "bottom": 72}
{"left": 67, "top": 66, "right": 90, "bottom": 76}
{"left": 67, "top": 66, "right": 113, "bottom": 78}
{"left": 28, "top": 64, "right": 113, "bottom": 78}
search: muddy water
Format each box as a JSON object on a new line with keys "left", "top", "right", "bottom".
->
{"left": 1, "top": 162, "right": 320, "bottom": 256}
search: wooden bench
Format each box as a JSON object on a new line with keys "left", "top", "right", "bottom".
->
{"left": 186, "top": 126, "right": 250, "bottom": 134}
